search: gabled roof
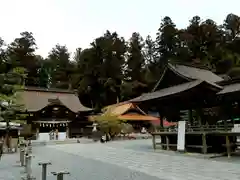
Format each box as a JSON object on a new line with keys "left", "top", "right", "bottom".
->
{"left": 152, "top": 63, "right": 223, "bottom": 92}
{"left": 18, "top": 87, "right": 92, "bottom": 113}
{"left": 131, "top": 80, "right": 222, "bottom": 103}
{"left": 103, "top": 102, "right": 146, "bottom": 116}
{"left": 93, "top": 102, "right": 160, "bottom": 122}
{"left": 168, "top": 63, "right": 223, "bottom": 83}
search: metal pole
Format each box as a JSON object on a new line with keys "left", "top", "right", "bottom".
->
{"left": 38, "top": 162, "right": 51, "bottom": 180}
{"left": 52, "top": 171, "right": 70, "bottom": 180}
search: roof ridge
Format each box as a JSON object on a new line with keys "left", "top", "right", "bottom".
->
{"left": 168, "top": 63, "right": 193, "bottom": 81}
{"left": 24, "top": 86, "right": 77, "bottom": 94}
{"left": 131, "top": 80, "right": 222, "bottom": 103}
{"left": 169, "top": 62, "right": 211, "bottom": 70}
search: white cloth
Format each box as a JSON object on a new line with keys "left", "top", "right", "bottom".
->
{"left": 141, "top": 127, "right": 147, "bottom": 134}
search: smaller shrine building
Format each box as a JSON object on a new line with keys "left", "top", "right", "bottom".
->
{"left": 18, "top": 87, "right": 92, "bottom": 140}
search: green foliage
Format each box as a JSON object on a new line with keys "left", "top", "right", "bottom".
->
{"left": 1, "top": 13, "right": 240, "bottom": 110}
{"left": 121, "top": 123, "right": 134, "bottom": 134}
{"left": 0, "top": 67, "right": 27, "bottom": 126}
{"left": 47, "top": 44, "right": 73, "bottom": 89}
{"left": 93, "top": 113, "right": 124, "bottom": 136}
{"left": 93, "top": 113, "right": 134, "bottom": 137}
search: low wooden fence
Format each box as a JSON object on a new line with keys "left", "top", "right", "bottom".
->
{"left": 155, "top": 124, "right": 234, "bottom": 132}
{"left": 152, "top": 124, "right": 240, "bottom": 157}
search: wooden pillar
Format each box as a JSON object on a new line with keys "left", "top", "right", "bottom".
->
{"left": 225, "top": 135, "right": 231, "bottom": 158}
{"left": 158, "top": 111, "right": 164, "bottom": 131}
{"left": 221, "top": 104, "right": 230, "bottom": 131}
{"left": 55, "top": 129, "right": 59, "bottom": 140}
{"left": 159, "top": 108, "right": 167, "bottom": 132}
{"left": 66, "top": 126, "right": 69, "bottom": 139}
{"left": 166, "top": 136, "right": 170, "bottom": 150}
{"left": 202, "top": 133, "right": 207, "bottom": 154}
{"left": 196, "top": 108, "right": 204, "bottom": 131}
{"left": 36, "top": 128, "right": 39, "bottom": 140}
{"left": 188, "top": 109, "right": 193, "bottom": 126}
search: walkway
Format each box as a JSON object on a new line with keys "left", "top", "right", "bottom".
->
{"left": 1, "top": 139, "right": 240, "bottom": 180}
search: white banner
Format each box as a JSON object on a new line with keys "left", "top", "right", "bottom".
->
{"left": 177, "top": 121, "right": 186, "bottom": 151}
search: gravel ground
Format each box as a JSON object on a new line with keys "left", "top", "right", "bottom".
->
{"left": 1, "top": 139, "right": 240, "bottom": 180}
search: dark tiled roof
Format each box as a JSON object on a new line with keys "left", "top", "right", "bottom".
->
{"left": 131, "top": 80, "right": 222, "bottom": 102}
{"left": 18, "top": 88, "right": 92, "bottom": 112}
{"left": 217, "top": 83, "right": 240, "bottom": 95}
{"left": 168, "top": 63, "right": 224, "bottom": 83}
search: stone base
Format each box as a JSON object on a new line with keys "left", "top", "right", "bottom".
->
{"left": 177, "top": 149, "right": 186, "bottom": 153}
{"left": 21, "top": 176, "right": 36, "bottom": 180}
{"left": 2, "top": 147, "right": 17, "bottom": 154}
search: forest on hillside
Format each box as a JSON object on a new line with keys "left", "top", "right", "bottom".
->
{"left": 1, "top": 14, "right": 240, "bottom": 110}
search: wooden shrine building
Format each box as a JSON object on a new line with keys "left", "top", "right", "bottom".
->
{"left": 130, "top": 63, "right": 240, "bottom": 156}
{"left": 100, "top": 102, "right": 161, "bottom": 131}
{"left": 18, "top": 87, "right": 92, "bottom": 140}
{"left": 131, "top": 63, "right": 224, "bottom": 125}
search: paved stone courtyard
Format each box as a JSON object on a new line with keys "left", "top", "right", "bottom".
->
{"left": 1, "top": 139, "right": 240, "bottom": 180}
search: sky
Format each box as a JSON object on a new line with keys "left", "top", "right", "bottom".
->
{"left": 0, "top": 0, "right": 239, "bottom": 58}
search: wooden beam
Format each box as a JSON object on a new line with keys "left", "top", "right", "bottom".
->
{"left": 225, "top": 135, "right": 231, "bottom": 158}
{"left": 202, "top": 133, "right": 207, "bottom": 154}
{"left": 166, "top": 136, "right": 170, "bottom": 150}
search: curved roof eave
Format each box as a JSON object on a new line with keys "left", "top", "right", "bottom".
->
{"left": 130, "top": 80, "right": 222, "bottom": 103}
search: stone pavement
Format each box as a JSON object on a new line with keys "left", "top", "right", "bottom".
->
{"left": 31, "top": 137, "right": 94, "bottom": 146}
{"left": 1, "top": 139, "right": 240, "bottom": 180}
{"left": 0, "top": 153, "right": 22, "bottom": 180}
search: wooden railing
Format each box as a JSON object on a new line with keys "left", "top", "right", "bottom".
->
{"left": 155, "top": 124, "right": 234, "bottom": 132}
{"left": 186, "top": 125, "right": 234, "bottom": 132}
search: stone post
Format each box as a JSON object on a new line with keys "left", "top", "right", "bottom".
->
{"left": 38, "top": 162, "right": 52, "bottom": 180}
{"left": 24, "top": 155, "right": 36, "bottom": 180}
{"left": 52, "top": 171, "right": 70, "bottom": 180}
{"left": 19, "top": 143, "right": 25, "bottom": 166}
{"left": 25, "top": 140, "right": 32, "bottom": 155}
{"left": 20, "top": 149, "right": 25, "bottom": 166}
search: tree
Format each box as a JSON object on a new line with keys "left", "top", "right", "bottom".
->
{"left": 7, "top": 32, "right": 39, "bottom": 86}
{"left": 156, "top": 16, "right": 178, "bottom": 67}
{"left": 122, "top": 32, "right": 148, "bottom": 99}
{"left": 93, "top": 113, "right": 125, "bottom": 139}
{"left": 1, "top": 13, "right": 240, "bottom": 111}
{"left": 221, "top": 14, "right": 240, "bottom": 76}
{"left": 183, "top": 16, "right": 223, "bottom": 67}
{"left": 0, "top": 38, "right": 7, "bottom": 73}
{"left": 224, "top": 14, "right": 240, "bottom": 41}
{"left": 47, "top": 44, "right": 73, "bottom": 89}
{"left": 75, "top": 31, "right": 126, "bottom": 109}
{"left": 73, "top": 47, "right": 103, "bottom": 109}
{"left": 126, "top": 32, "right": 145, "bottom": 81}
{"left": 95, "top": 31, "right": 126, "bottom": 104}
{"left": 38, "top": 56, "right": 51, "bottom": 88}
{"left": 0, "top": 67, "right": 26, "bottom": 150}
